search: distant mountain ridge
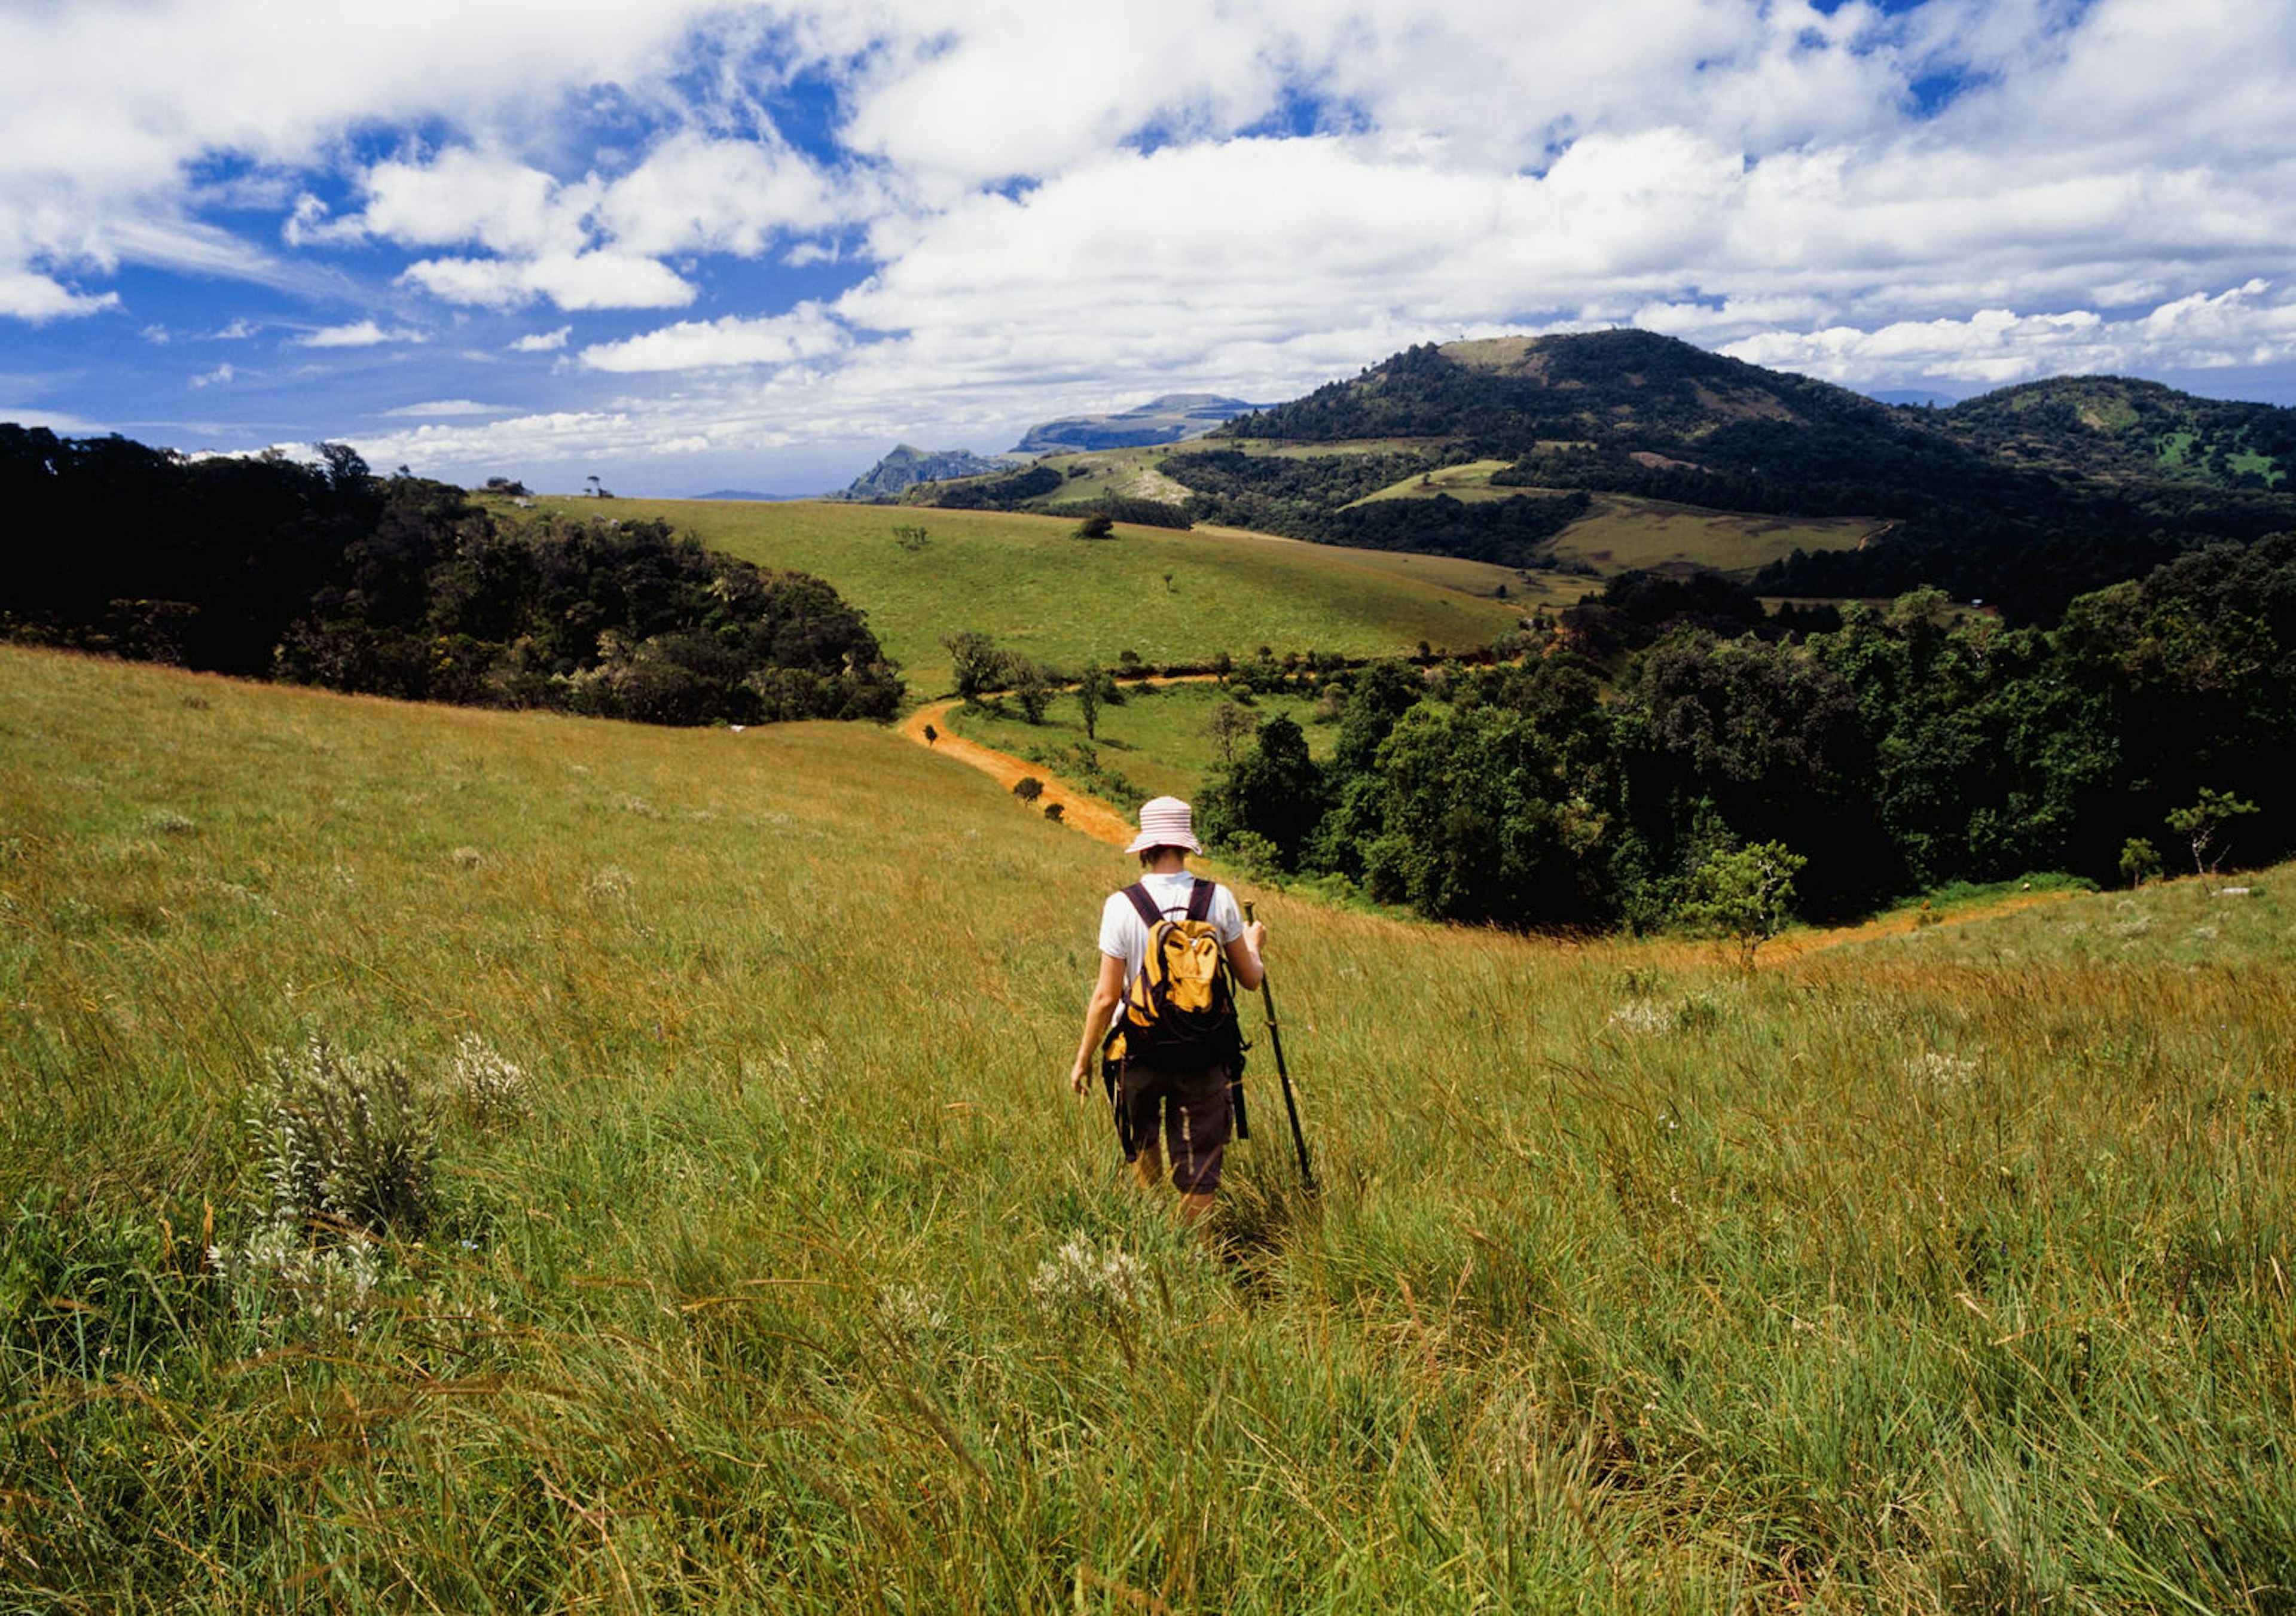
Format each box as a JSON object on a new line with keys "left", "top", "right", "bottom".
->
{"left": 1013, "top": 393, "right": 1259, "bottom": 453}
{"left": 1206, "top": 330, "right": 2296, "bottom": 621}
{"left": 833, "top": 444, "right": 1022, "bottom": 501}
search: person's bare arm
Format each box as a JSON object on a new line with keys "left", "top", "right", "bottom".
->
{"left": 1226, "top": 920, "right": 1266, "bottom": 992}
{"left": 1068, "top": 952, "right": 1128, "bottom": 1096}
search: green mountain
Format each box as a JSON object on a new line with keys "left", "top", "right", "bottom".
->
{"left": 1205, "top": 331, "right": 2296, "bottom": 621}
{"left": 1930, "top": 376, "right": 2295, "bottom": 490}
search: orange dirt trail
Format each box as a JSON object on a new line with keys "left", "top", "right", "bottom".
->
{"left": 900, "top": 697, "right": 1137, "bottom": 847}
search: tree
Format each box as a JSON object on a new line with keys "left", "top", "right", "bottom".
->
{"left": 1073, "top": 511, "right": 1115, "bottom": 539}
{"left": 1205, "top": 700, "right": 1254, "bottom": 766}
{"left": 1677, "top": 841, "right": 1806, "bottom": 969}
{"left": 2118, "top": 837, "right": 2160, "bottom": 888}
{"left": 1011, "top": 657, "right": 1055, "bottom": 724}
{"left": 1012, "top": 776, "right": 1044, "bottom": 803}
{"left": 1076, "top": 663, "right": 1104, "bottom": 739}
{"left": 923, "top": 723, "right": 938, "bottom": 746}
{"left": 942, "top": 630, "right": 1008, "bottom": 700}
{"left": 2164, "top": 788, "right": 2260, "bottom": 877}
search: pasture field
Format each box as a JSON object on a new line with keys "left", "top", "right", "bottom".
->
{"left": 7, "top": 644, "right": 2296, "bottom": 1611}
{"left": 1544, "top": 493, "right": 1878, "bottom": 577}
{"left": 546, "top": 498, "right": 1523, "bottom": 692}
{"left": 942, "top": 680, "right": 1339, "bottom": 807}
{"left": 1348, "top": 460, "right": 1535, "bottom": 505}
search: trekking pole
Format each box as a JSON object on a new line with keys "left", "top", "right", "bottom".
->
{"left": 1243, "top": 900, "right": 1316, "bottom": 1194}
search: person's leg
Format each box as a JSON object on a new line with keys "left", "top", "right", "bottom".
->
{"left": 1167, "top": 1065, "right": 1231, "bottom": 1237}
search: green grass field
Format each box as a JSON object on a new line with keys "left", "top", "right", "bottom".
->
{"left": 944, "top": 681, "right": 1339, "bottom": 806}
{"left": 8, "top": 644, "right": 2296, "bottom": 1611}
{"left": 552, "top": 498, "right": 1523, "bottom": 692}
{"left": 1545, "top": 493, "right": 1877, "bottom": 578}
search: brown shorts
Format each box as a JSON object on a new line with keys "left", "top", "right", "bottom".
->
{"left": 1119, "top": 1060, "right": 1234, "bottom": 1194}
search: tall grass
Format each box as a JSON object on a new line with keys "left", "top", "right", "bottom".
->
{"left": 5, "top": 643, "right": 2294, "bottom": 1611}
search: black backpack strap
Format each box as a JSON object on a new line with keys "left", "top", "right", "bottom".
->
{"left": 1120, "top": 882, "right": 1163, "bottom": 926}
{"left": 1185, "top": 877, "right": 1214, "bottom": 922}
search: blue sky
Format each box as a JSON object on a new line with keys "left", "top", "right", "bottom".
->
{"left": 4, "top": 0, "right": 2295, "bottom": 496}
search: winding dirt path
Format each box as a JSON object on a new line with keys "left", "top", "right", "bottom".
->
{"left": 895, "top": 699, "right": 2081, "bottom": 953}
{"left": 900, "top": 697, "right": 1138, "bottom": 846}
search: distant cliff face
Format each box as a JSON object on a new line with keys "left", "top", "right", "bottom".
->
{"left": 835, "top": 444, "right": 1019, "bottom": 499}
{"left": 1013, "top": 394, "right": 1257, "bottom": 454}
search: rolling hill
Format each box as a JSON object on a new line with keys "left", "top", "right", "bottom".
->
{"left": 7, "top": 640, "right": 2296, "bottom": 1611}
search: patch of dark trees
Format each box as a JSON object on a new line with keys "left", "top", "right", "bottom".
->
{"left": 929, "top": 463, "right": 1064, "bottom": 509}
{"left": 1202, "top": 536, "right": 2296, "bottom": 931}
{"left": 0, "top": 425, "right": 901, "bottom": 726}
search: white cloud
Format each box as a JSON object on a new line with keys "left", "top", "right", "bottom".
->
{"left": 381, "top": 398, "right": 509, "bottom": 417}
{"left": 300, "top": 319, "right": 425, "bottom": 347}
{"left": 9, "top": 0, "right": 2296, "bottom": 489}
{"left": 0, "top": 269, "right": 118, "bottom": 322}
{"left": 191, "top": 362, "right": 234, "bottom": 388}
{"left": 401, "top": 250, "right": 695, "bottom": 310}
{"left": 1720, "top": 283, "right": 2296, "bottom": 387}
{"left": 579, "top": 302, "right": 847, "bottom": 372}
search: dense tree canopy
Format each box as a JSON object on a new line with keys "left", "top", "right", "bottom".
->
{"left": 0, "top": 425, "right": 900, "bottom": 725}
{"left": 1207, "top": 542, "right": 2296, "bottom": 932}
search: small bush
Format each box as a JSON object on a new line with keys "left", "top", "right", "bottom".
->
{"left": 448, "top": 1034, "right": 532, "bottom": 1125}
{"left": 1012, "top": 776, "right": 1045, "bottom": 803}
{"left": 245, "top": 1035, "right": 438, "bottom": 1237}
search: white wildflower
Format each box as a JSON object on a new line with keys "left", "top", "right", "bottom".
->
{"left": 1904, "top": 1051, "right": 1981, "bottom": 1087}
{"left": 1030, "top": 1237, "right": 1143, "bottom": 1319}
{"left": 448, "top": 1034, "right": 532, "bottom": 1123}
{"left": 1607, "top": 999, "right": 1675, "bottom": 1036}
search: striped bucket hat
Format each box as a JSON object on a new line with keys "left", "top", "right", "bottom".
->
{"left": 1125, "top": 795, "right": 1202, "bottom": 855}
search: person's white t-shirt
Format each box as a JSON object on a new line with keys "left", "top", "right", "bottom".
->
{"left": 1098, "top": 871, "right": 1245, "bottom": 983}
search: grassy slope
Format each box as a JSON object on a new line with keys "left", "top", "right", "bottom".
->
{"left": 565, "top": 497, "right": 1523, "bottom": 691}
{"left": 8, "top": 646, "right": 2296, "bottom": 1611}
{"left": 945, "top": 681, "right": 1339, "bottom": 806}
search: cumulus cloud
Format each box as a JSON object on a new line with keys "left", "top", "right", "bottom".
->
{"left": 8, "top": 0, "right": 2296, "bottom": 487}
{"left": 1721, "top": 281, "right": 2296, "bottom": 387}
{"left": 579, "top": 302, "right": 848, "bottom": 372}
{"left": 400, "top": 251, "right": 694, "bottom": 310}
{"left": 300, "top": 319, "right": 425, "bottom": 347}
{"left": 0, "top": 270, "right": 119, "bottom": 322}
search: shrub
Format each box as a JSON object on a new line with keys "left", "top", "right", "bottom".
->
{"left": 245, "top": 1035, "right": 438, "bottom": 1237}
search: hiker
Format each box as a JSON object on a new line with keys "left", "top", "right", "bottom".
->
{"left": 1068, "top": 795, "right": 1266, "bottom": 1225}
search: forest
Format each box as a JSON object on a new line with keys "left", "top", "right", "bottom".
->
{"left": 1202, "top": 538, "right": 2296, "bottom": 929}
{"left": 0, "top": 426, "right": 901, "bottom": 725}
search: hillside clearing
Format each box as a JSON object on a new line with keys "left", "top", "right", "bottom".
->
{"left": 551, "top": 496, "right": 1525, "bottom": 690}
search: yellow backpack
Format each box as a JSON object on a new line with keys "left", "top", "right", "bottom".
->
{"left": 1103, "top": 878, "right": 1244, "bottom": 1071}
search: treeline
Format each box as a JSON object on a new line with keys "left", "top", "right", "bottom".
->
{"left": 1202, "top": 539, "right": 2296, "bottom": 929}
{"left": 0, "top": 425, "right": 900, "bottom": 725}
{"left": 927, "top": 464, "right": 1063, "bottom": 509}
{"left": 1167, "top": 447, "right": 1588, "bottom": 564}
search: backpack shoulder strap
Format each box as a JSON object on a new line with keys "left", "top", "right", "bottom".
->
{"left": 1185, "top": 877, "right": 1214, "bottom": 922}
{"left": 1119, "top": 883, "right": 1164, "bottom": 926}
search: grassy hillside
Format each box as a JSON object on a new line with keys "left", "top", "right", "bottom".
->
{"left": 944, "top": 679, "right": 1340, "bottom": 807}
{"left": 8, "top": 645, "right": 2296, "bottom": 1611}
{"left": 552, "top": 498, "right": 1523, "bottom": 690}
